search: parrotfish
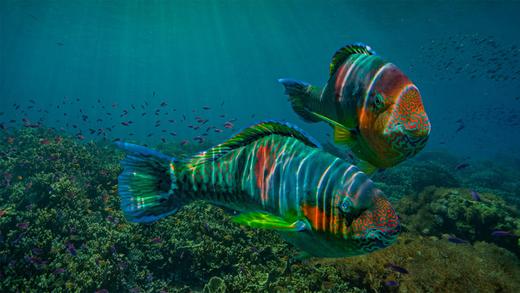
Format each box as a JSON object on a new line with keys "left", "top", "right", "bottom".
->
{"left": 279, "top": 43, "right": 431, "bottom": 173}
{"left": 115, "top": 121, "right": 400, "bottom": 257}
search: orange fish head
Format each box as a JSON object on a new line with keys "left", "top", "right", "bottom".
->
{"left": 341, "top": 191, "right": 400, "bottom": 255}
{"left": 359, "top": 64, "right": 430, "bottom": 168}
{"left": 301, "top": 186, "right": 400, "bottom": 257}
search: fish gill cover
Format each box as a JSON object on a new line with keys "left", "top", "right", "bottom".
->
{"left": 1, "top": 0, "right": 520, "bottom": 292}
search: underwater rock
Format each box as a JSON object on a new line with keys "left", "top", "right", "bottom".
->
{"left": 372, "top": 153, "right": 460, "bottom": 200}
{"left": 397, "top": 186, "right": 520, "bottom": 255}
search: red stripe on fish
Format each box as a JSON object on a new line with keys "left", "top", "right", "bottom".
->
{"left": 334, "top": 63, "right": 349, "bottom": 102}
{"left": 255, "top": 144, "right": 274, "bottom": 203}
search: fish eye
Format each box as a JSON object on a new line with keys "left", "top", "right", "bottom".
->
{"left": 339, "top": 197, "right": 353, "bottom": 214}
{"left": 371, "top": 93, "right": 385, "bottom": 111}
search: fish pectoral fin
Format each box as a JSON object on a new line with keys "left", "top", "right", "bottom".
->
{"left": 308, "top": 111, "right": 343, "bottom": 128}
{"left": 357, "top": 160, "right": 378, "bottom": 175}
{"left": 232, "top": 212, "right": 309, "bottom": 232}
{"left": 333, "top": 126, "right": 355, "bottom": 146}
{"left": 309, "top": 111, "right": 355, "bottom": 146}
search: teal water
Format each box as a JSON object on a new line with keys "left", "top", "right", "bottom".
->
{"left": 1, "top": 0, "right": 519, "bottom": 157}
{"left": 1, "top": 1, "right": 520, "bottom": 292}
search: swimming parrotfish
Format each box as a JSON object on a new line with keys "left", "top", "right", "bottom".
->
{"left": 116, "top": 121, "right": 400, "bottom": 258}
{"left": 279, "top": 43, "right": 431, "bottom": 173}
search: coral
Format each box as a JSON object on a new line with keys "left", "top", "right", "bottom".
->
{"left": 373, "top": 153, "right": 460, "bottom": 200}
{"left": 397, "top": 186, "right": 520, "bottom": 255}
{"left": 330, "top": 233, "right": 520, "bottom": 292}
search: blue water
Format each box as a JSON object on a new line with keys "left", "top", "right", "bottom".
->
{"left": 1, "top": 0, "right": 519, "bottom": 157}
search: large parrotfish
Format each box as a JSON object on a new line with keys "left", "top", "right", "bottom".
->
{"left": 279, "top": 43, "right": 431, "bottom": 173}
{"left": 116, "top": 121, "right": 400, "bottom": 258}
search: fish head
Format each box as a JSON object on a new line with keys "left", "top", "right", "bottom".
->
{"left": 334, "top": 185, "right": 401, "bottom": 256}
{"left": 300, "top": 179, "right": 400, "bottom": 257}
{"left": 358, "top": 63, "right": 430, "bottom": 167}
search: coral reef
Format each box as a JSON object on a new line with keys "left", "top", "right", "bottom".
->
{"left": 1, "top": 128, "right": 519, "bottom": 292}
{"left": 372, "top": 152, "right": 460, "bottom": 201}
{"left": 397, "top": 186, "right": 520, "bottom": 255}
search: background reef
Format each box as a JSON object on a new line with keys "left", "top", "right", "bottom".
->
{"left": 1, "top": 128, "right": 519, "bottom": 292}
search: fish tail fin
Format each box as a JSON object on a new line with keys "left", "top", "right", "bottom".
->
{"left": 278, "top": 78, "right": 321, "bottom": 123}
{"left": 115, "top": 142, "right": 181, "bottom": 223}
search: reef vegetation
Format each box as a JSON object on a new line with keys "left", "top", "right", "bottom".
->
{"left": 1, "top": 127, "right": 519, "bottom": 292}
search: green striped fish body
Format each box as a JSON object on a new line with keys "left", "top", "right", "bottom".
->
{"left": 116, "top": 121, "right": 400, "bottom": 258}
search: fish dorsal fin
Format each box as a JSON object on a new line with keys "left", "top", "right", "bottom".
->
{"left": 330, "top": 43, "right": 376, "bottom": 76}
{"left": 187, "top": 120, "right": 321, "bottom": 168}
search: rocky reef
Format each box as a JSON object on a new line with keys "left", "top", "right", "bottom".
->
{"left": 1, "top": 127, "right": 519, "bottom": 292}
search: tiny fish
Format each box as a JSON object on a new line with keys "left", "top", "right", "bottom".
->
{"left": 448, "top": 236, "right": 468, "bottom": 244}
{"left": 224, "top": 121, "right": 234, "bottom": 129}
{"left": 151, "top": 237, "right": 162, "bottom": 244}
{"left": 66, "top": 243, "right": 77, "bottom": 256}
{"left": 17, "top": 222, "right": 29, "bottom": 229}
{"left": 455, "top": 123, "right": 465, "bottom": 133}
{"left": 385, "top": 280, "right": 399, "bottom": 287}
{"left": 53, "top": 268, "right": 66, "bottom": 275}
{"left": 455, "top": 162, "right": 470, "bottom": 170}
{"left": 32, "top": 247, "right": 44, "bottom": 255}
{"left": 491, "top": 230, "right": 516, "bottom": 238}
{"left": 470, "top": 190, "right": 481, "bottom": 201}
{"left": 202, "top": 106, "right": 211, "bottom": 110}
{"left": 385, "top": 263, "right": 408, "bottom": 274}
